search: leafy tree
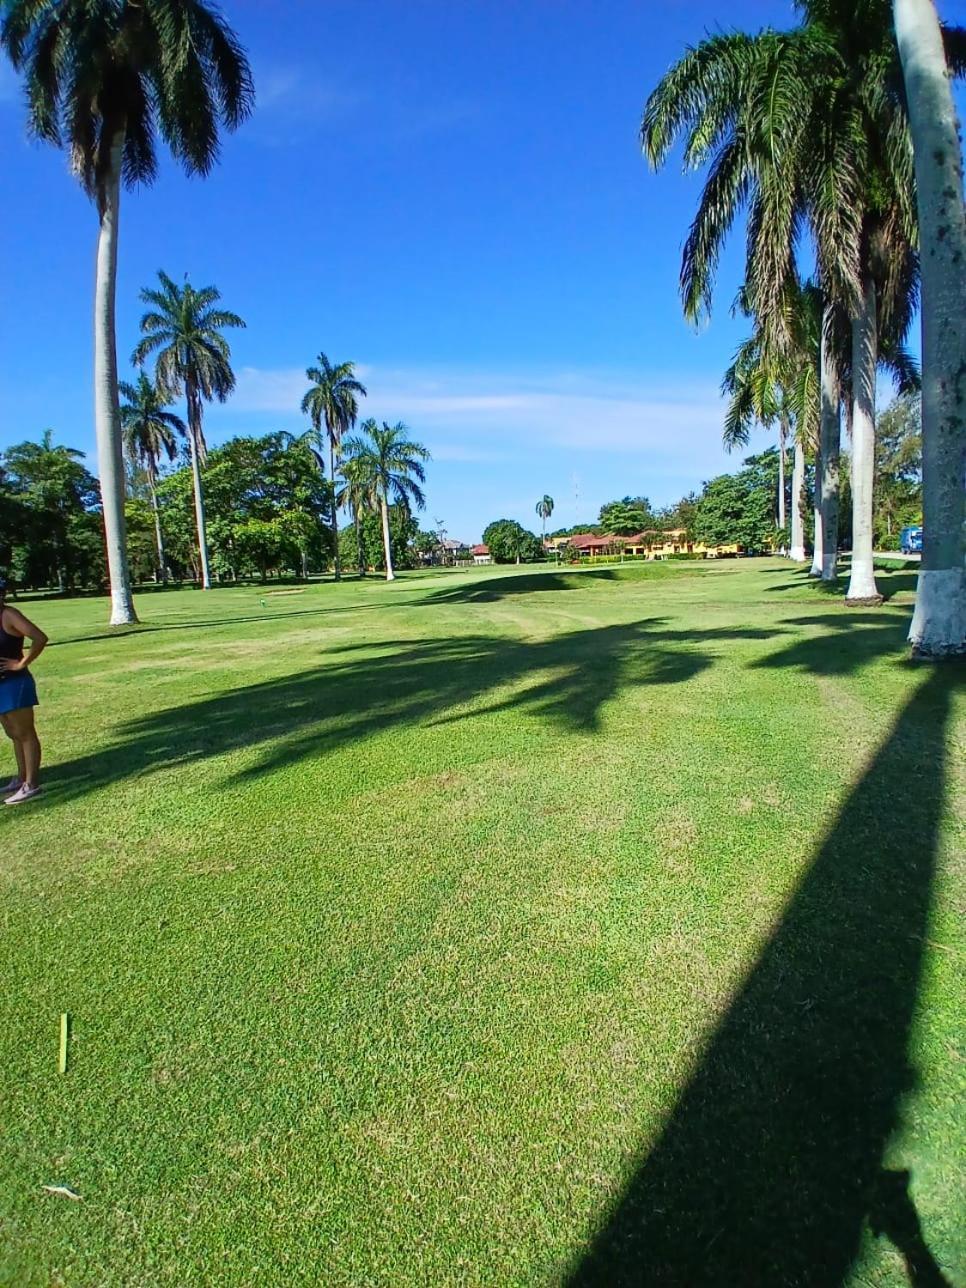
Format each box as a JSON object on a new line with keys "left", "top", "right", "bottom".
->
{"left": 548, "top": 523, "right": 604, "bottom": 538}
{"left": 413, "top": 530, "right": 441, "bottom": 563}
{"left": 482, "top": 519, "right": 543, "bottom": 564}
{"left": 119, "top": 373, "right": 184, "bottom": 582}
{"left": 301, "top": 354, "right": 367, "bottom": 582}
{"left": 340, "top": 421, "right": 430, "bottom": 581}
{"left": 598, "top": 497, "right": 654, "bottom": 535}
{"left": 693, "top": 451, "right": 779, "bottom": 552}
{"left": 124, "top": 498, "right": 163, "bottom": 585}
{"left": 2, "top": 430, "right": 100, "bottom": 590}
{"left": 1, "top": 0, "right": 253, "bottom": 624}
{"left": 338, "top": 506, "right": 419, "bottom": 575}
{"left": 535, "top": 495, "right": 554, "bottom": 545}
{"left": 874, "top": 394, "right": 922, "bottom": 545}
{"left": 336, "top": 451, "right": 376, "bottom": 578}
{"left": 657, "top": 492, "right": 701, "bottom": 538}
{"left": 133, "top": 271, "right": 246, "bottom": 590}
{"left": 156, "top": 433, "right": 332, "bottom": 581}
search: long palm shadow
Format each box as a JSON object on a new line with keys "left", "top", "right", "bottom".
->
{"left": 567, "top": 668, "right": 956, "bottom": 1286}
{"left": 427, "top": 568, "right": 623, "bottom": 603}
{"left": 34, "top": 620, "right": 778, "bottom": 806}
{"left": 750, "top": 613, "right": 913, "bottom": 675}
{"left": 47, "top": 594, "right": 427, "bottom": 647}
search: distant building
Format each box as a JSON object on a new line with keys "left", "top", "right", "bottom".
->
{"left": 439, "top": 538, "right": 469, "bottom": 566}
{"left": 470, "top": 543, "right": 492, "bottom": 565}
{"left": 549, "top": 529, "right": 746, "bottom": 560}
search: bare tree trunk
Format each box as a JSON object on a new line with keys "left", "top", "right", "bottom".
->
{"left": 809, "top": 460, "right": 823, "bottom": 575}
{"left": 380, "top": 495, "right": 395, "bottom": 581}
{"left": 329, "top": 436, "right": 341, "bottom": 582}
{"left": 845, "top": 274, "right": 882, "bottom": 605}
{"left": 94, "top": 131, "right": 138, "bottom": 625}
{"left": 777, "top": 420, "right": 787, "bottom": 540}
{"left": 895, "top": 0, "right": 966, "bottom": 655}
{"left": 790, "top": 438, "right": 807, "bottom": 562}
{"left": 353, "top": 502, "right": 366, "bottom": 577}
{"left": 186, "top": 379, "right": 211, "bottom": 590}
{"left": 149, "top": 468, "right": 168, "bottom": 583}
{"left": 819, "top": 314, "right": 841, "bottom": 581}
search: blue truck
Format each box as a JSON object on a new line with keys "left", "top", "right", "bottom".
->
{"left": 899, "top": 525, "right": 923, "bottom": 554}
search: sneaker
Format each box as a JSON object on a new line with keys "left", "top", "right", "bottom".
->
{"left": 2, "top": 777, "right": 21, "bottom": 794}
{"left": 5, "top": 783, "right": 42, "bottom": 806}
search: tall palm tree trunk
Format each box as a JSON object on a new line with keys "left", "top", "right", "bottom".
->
{"left": 148, "top": 464, "right": 168, "bottom": 583}
{"left": 809, "top": 440, "right": 823, "bottom": 576}
{"left": 94, "top": 132, "right": 138, "bottom": 625}
{"left": 895, "top": 0, "right": 966, "bottom": 655}
{"left": 777, "top": 420, "right": 787, "bottom": 539}
{"left": 845, "top": 274, "right": 882, "bottom": 605}
{"left": 353, "top": 502, "right": 366, "bottom": 577}
{"left": 819, "top": 315, "right": 841, "bottom": 581}
{"left": 790, "top": 438, "right": 807, "bottom": 562}
{"left": 186, "top": 379, "right": 212, "bottom": 590}
{"left": 380, "top": 493, "right": 395, "bottom": 581}
{"left": 329, "top": 438, "right": 342, "bottom": 582}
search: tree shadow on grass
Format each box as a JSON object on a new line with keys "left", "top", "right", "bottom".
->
{"left": 567, "top": 667, "right": 956, "bottom": 1287}
{"left": 763, "top": 567, "right": 918, "bottom": 602}
{"left": 750, "top": 613, "right": 914, "bottom": 676}
{"left": 35, "top": 619, "right": 780, "bottom": 807}
{"left": 427, "top": 568, "right": 623, "bottom": 603}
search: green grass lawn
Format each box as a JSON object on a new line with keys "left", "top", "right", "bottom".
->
{"left": 1, "top": 558, "right": 962, "bottom": 1286}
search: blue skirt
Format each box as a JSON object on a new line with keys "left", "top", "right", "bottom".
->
{"left": 0, "top": 671, "right": 38, "bottom": 714}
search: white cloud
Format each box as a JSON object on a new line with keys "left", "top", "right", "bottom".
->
{"left": 227, "top": 362, "right": 730, "bottom": 464}
{"left": 247, "top": 62, "right": 481, "bottom": 148}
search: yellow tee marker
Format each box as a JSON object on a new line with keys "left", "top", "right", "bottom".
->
{"left": 58, "top": 1013, "right": 69, "bottom": 1074}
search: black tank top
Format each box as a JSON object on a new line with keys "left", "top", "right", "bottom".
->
{"left": 0, "top": 614, "right": 24, "bottom": 675}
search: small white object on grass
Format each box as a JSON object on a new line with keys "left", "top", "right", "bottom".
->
{"left": 41, "top": 1185, "right": 82, "bottom": 1201}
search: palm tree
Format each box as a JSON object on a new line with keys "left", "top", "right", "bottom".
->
{"left": 132, "top": 271, "right": 245, "bottom": 590}
{"left": 722, "top": 332, "right": 791, "bottom": 539}
{"left": 536, "top": 495, "right": 555, "bottom": 549}
{"left": 341, "top": 421, "right": 430, "bottom": 582}
{"left": 1, "top": 1, "right": 253, "bottom": 624}
{"left": 337, "top": 455, "right": 376, "bottom": 578}
{"left": 277, "top": 428, "right": 329, "bottom": 578}
{"left": 119, "top": 373, "right": 184, "bottom": 583}
{"left": 894, "top": 0, "right": 966, "bottom": 655}
{"left": 641, "top": 4, "right": 950, "bottom": 603}
{"left": 722, "top": 278, "right": 825, "bottom": 552}
{"left": 301, "top": 355, "right": 367, "bottom": 582}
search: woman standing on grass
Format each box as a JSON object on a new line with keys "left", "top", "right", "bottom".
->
{"left": 0, "top": 579, "right": 47, "bottom": 804}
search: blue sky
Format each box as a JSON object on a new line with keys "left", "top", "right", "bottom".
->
{"left": 0, "top": 0, "right": 952, "bottom": 542}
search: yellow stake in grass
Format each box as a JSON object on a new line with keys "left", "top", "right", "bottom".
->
{"left": 58, "top": 1013, "right": 69, "bottom": 1074}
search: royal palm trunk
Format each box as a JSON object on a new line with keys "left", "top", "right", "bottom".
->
{"left": 845, "top": 274, "right": 882, "bottom": 604}
{"left": 380, "top": 494, "right": 395, "bottom": 581}
{"left": 186, "top": 378, "right": 212, "bottom": 590}
{"left": 329, "top": 438, "right": 341, "bottom": 582}
{"left": 94, "top": 131, "right": 138, "bottom": 625}
{"left": 895, "top": 0, "right": 966, "bottom": 654}
{"left": 819, "top": 315, "right": 841, "bottom": 581}
{"left": 353, "top": 502, "right": 366, "bottom": 576}
{"left": 777, "top": 420, "right": 787, "bottom": 536}
{"left": 148, "top": 464, "right": 167, "bottom": 583}
{"left": 790, "top": 439, "right": 807, "bottom": 562}
{"left": 809, "top": 441, "right": 823, "bottom": 576}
